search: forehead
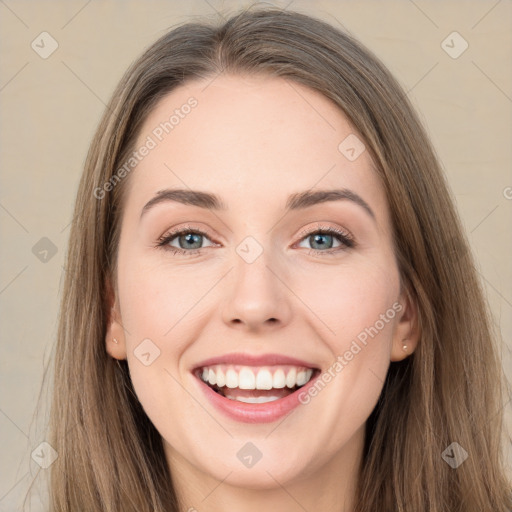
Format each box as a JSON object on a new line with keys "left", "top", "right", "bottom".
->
{"left": 126, "top": 74, "right": 387, "bottom": 223}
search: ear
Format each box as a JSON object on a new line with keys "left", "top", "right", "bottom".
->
{"left": 104, "top": 277, "right": 127, "bottom": 361}
{"left": 390, "top": 285, "right": 420, "bottom": 362}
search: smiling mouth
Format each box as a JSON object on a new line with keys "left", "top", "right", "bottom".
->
{"left": 195, "top": 364, "right": 320, "bottom": 403}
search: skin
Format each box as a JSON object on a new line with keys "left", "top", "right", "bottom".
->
{"left": 105, "top": 74, "right": 419, "bottom": 512}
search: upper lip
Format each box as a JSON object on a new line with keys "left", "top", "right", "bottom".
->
{"left": 192, "top": 352, "right": 319, "bottom": 371}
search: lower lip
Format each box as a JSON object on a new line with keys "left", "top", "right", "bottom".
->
{"left": 193, "top": 371, "right": 320, "bottom": 423}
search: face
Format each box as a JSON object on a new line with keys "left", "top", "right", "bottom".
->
{"left": 106, "top": 74, "right": 417, "bottom": 494}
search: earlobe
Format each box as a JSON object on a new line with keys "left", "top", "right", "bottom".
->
{"left": 390, "top": 287, "right": 420, "bottom": 362}
{"left": 105, "top": 306, "right": 127, "bottom": 360}
{"left": 104, "top": 279, "right": 127, "bottom": 360}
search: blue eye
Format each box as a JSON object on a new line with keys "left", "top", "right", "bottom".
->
{"left": 296, "top": 227, "right": 354, "bottom": 255}
{"left": 157, "top": 228, "right": 215, "bottom": 255}
{"left": 156, "top": 225, "right": 355, "bottom": 256}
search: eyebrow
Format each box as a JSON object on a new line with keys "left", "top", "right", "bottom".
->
{"left": 140, "top": 188, "right": 376, "bottom": 221}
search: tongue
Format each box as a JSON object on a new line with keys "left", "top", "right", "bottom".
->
{"left": 222, "top": 387, "right": 295, "bottom": 400}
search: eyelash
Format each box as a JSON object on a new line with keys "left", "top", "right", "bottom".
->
{"left": 156, "top": 224, "right": 355, "bottom": 257}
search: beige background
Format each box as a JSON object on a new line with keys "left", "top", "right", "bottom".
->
{"left": 1, "top": 1, "right": 511, "bottom": 509}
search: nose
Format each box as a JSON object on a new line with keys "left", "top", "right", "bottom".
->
{"left": 221, "top": 249, "right": 292, "bottom": 332}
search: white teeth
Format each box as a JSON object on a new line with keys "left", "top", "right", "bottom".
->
{"left": 255, "top": 369, "right": 273, "bottom": 390}
{"left": 226, "top": 395, "right": 281, "bottom": 403}
{"left": 238, "top": 368, "right": 256, "bottom": 389}
{"left": 216, "top": 368, "right": 225, "bottom": 387}
{"left": 198, "top": 365, "right": 315, "bottom": 390}
{"left": 296, "top": 370, "right": 307, "bottom": 386}
{"left": 272, "top": 369, "right": 286, "bottom": 388}
{"left": 297, "top": 369, "right": 313, "bottom": 386}
{"left": 286, "top": 368, "right": 297, "bottom": 388}
{"left": 225, "top": 369, "right": 238, "bottom": 388}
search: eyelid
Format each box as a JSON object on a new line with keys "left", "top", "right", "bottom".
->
{"left": 156, "top": 224, "right": 218, "bottom": 247}
{"left": 159, "top": 222, "right": 214, "bottom": 238}
{"left": 294, "top": 223, "right": 353, "bottom": 244}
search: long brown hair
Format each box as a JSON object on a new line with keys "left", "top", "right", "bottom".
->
{"left": 28, "top": 6, "right": 511, "bottom": 511}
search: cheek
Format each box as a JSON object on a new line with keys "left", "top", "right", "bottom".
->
{"left": 117, "top": 257, "right": 203, "bottom": 440}
{"left": 292, "top": 256, "right": 400, "bottom": 349}
{"left": 118, "top": 255, "right": 215, "bottom": 345}
{"left": 290, "top": 262, "right": 399, "bottom": 457}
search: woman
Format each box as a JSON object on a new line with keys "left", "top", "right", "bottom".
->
{"left": 39, "top": 6, "right": 510, "bottom": 511}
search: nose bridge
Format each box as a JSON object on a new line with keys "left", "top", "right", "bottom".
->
{"left": 221, "top": 235, "right": 291, "bottom": 329}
